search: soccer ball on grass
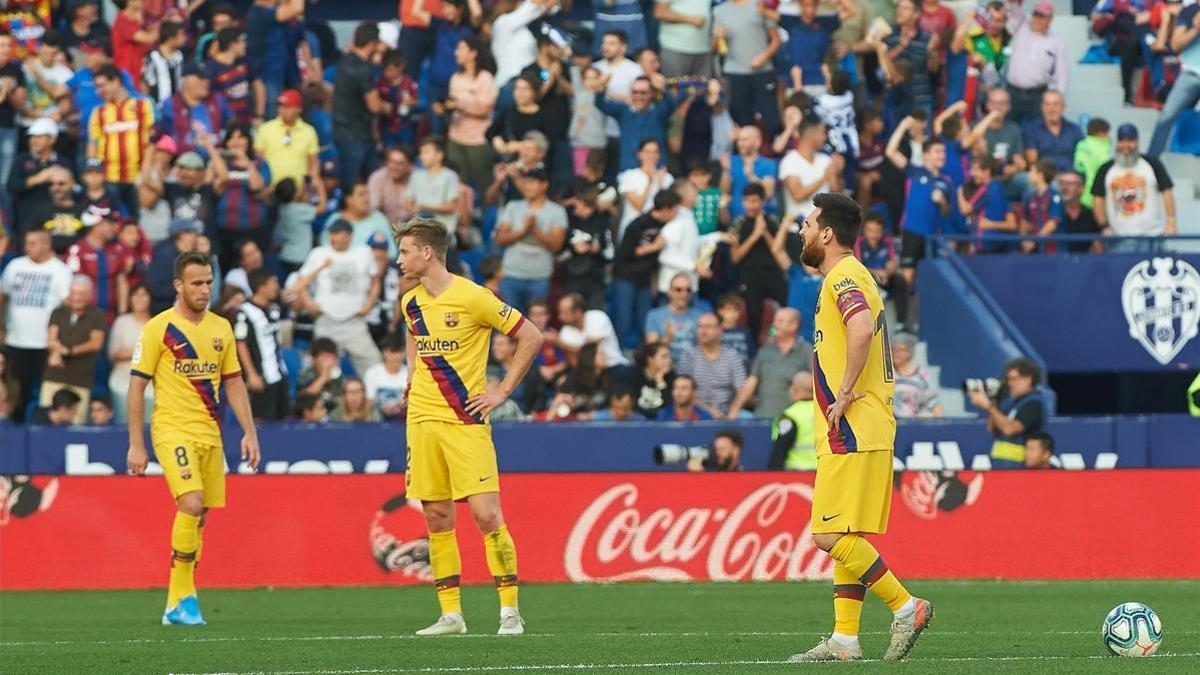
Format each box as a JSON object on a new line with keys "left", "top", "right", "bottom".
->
{"left": 1101, "top": 602, "right": 1162, "bottom": 657}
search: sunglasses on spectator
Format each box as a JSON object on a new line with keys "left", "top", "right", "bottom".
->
{"left": 670, "top": 286, "right": 691, "bottom": 293}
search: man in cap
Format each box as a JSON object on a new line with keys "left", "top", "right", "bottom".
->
{"left": 255, "top": 88, "right": 324, "bottom": 203}
{"left": 8, "top": 117, "right": 71, "bottom": 237}
{"left": 1004, "top": 1, "right": 1068, "bottom": 124}
{"left": 157, "top": 61, "right": 230, "bottom": 156}
{"left": 1091, "top": 124, "right": 1178, "bottom": 252}
{"left": 140, "top": 150, "right": 220, "bottom": 241}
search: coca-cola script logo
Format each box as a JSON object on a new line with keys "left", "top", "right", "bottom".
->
{"left": 564, "top": 482, "right": 832, "bottom": 582}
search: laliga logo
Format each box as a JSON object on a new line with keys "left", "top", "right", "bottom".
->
{"left": 563, "top": 483, "right": 831, "bottom": 583}
{"left": 1121, "top": 257, "right": 1200, "bottom": 365}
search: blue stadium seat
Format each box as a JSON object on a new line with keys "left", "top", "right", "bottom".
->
{"left": 1169, "top": 111, "right": 1200, "bottom": 155}
{"left": 281, "top": 347, "right": 302, "bottom": 400}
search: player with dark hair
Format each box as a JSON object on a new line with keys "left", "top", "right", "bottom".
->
{"left": 790, "top": 192, "right": 932, "bottom": 662}
{"left": 126, "top": 251, "right": 260, "bottom": 626}
{"left": 393, "top": 218, "right": 545, "bottom": 636}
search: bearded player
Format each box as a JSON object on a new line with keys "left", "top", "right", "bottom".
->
{"left": 394, "top": 218, "right": 544, "bottom": 636}
{"left": 789, "top": 193, "right": 933, "bottom": 662}
{"left": 126, "top": 251, "right": 261, "bottom": 626}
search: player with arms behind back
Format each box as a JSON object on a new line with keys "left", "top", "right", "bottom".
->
{"left": 126, "top": 251, "right": 261, "bottom": 626}
{"left": 790, "top": 193, "right": 933, "bottom": 662}
{"left": 395, "top": 218, "right": 545, "bottom": 636}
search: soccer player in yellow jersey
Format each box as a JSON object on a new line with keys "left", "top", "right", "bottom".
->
{"left": 125, "top": 251, "right": 261, "bottom": 626}
{"left": 394, "top": 218, "right": 544, "bottom": 636}
{"left": 790, "top": 193, "right": 933, "bottom": 662}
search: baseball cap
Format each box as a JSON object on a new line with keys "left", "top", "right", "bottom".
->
{"left": 175, "top": 151, "right": 207, "bottom": 170}
{"left": 1117, "top": 123, "right": 1139, "bottom": 141}
{"left": 367, "top": 231, "right": 390, "bottom": 250}
{"left": 83, "top": 157, "right": 105, "bottom": 172}
{"left": 169, "top": 218, "right": 203, "bottom": 237}
{"left": 1033, "top": 1, "right": 1054, "bottom": 15}
{"left": 378, "top": 21, "right": 400, "bottom": 49}
{"left": 327, "top": 218, "right": 353, "bottom": 234}
{"left": 155, "top": 135, "right": 179, "bottom": 156}
{"left": 522, "top": 166, "right": 550, "bottom": 182}
{"left": 277, "top": 89, "right": 302, "bottom": 108}
{"left": 181, "top": 61, "right": 208, "bottom": 79}
{"left": 28, "top": 117, "right": 59, "bottom": 137}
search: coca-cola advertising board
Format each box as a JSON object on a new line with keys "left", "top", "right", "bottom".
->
{"left": 2, "top": 471, "right": 1198, "bottom": 590}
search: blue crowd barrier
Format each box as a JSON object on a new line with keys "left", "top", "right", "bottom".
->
{"left": 2, "top": 416, "right": 1197, "bottom": 475}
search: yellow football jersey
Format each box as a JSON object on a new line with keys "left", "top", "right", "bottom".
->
{"left": 812, "top": 255, "right": 896, "bottom": 455}
{"left": 402, "top": 275, "right": 525, "bottom": 425}
{"left": 131, "top": 308, "right": 242, "bottom": 445}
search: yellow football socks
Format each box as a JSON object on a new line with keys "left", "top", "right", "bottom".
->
{"left": 167, "top": 512, "right": 201, "bottom": 608}
{"left": 829, "top": 534, "right": 912, "bottom": 613}
{"left": 483, "top": 525, "right": 519, "bottom": 609}
{"left": 429, "top": 530, "right": 463, "bottom": 615}
{"left": 832, "top": 561, "right": 866, "bottom": 636}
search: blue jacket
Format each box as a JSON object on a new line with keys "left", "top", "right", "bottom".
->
{"left": 595, "top": 91, "right": 677, "bottom": 172}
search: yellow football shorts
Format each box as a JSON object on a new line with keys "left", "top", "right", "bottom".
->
{"left": 810, "top": 450, "right": 894, "bottom": 535}
{"left": 405, "top": 421, "right": 500, "bottom": 502}
{"left": 153, "top": 435, "right": 227, "bottom": 508}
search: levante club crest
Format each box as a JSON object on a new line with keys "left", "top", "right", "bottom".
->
{"left": 1120, "top": 257, "right": 1200, "bottom": 365}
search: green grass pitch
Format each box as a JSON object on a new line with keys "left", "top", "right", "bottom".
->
{"left": 2, "top": 581, "right": 1198, "bottom": 673}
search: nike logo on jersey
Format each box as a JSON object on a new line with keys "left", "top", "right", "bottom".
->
{"left": 821, "top": 514, "right": 839, "bottom": 522}
{"left": 478, "top": 475, "right": 493, "bottom": 482}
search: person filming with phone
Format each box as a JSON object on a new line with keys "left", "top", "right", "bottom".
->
{"left": 967, "top": 357, "right": 1045, "bottom": 469}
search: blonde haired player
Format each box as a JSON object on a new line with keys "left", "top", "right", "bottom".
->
{"left": 394, "top": 218, "right": 544, "bottom": 636}
{"left": 790, "top": 193, "right": 933, "bottom": 662}
{"left": 126, "top": 250, "right": 261, "bottom": 626}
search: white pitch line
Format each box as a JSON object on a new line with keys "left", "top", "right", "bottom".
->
{"left": 4, "top": 629, "right": 1197, "bottom": 648}
{"left": 170, "top": 653, "right": 1200, "bottom": 675}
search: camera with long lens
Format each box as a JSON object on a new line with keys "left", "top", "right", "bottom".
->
{"left": 961, "top": 377, "right": 1002, "bottom": 398}
{"left": 653, "top": 444, "right": 711, "bottom": 466}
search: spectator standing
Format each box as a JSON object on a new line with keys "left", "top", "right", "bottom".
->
{"left": 1057, "top": 170, "right": 1103, "bottom": 253}
{"left": 594, "top": 30, "right": 647, "bottom": 166}
{"left": 520, "top": 35, "right": 574, "bottom": 190}
{"left": 779, "top": 121, "right": 836, "bottom": 221}
{"left": 112, "top": 0, "right": 160, "bottom": 87}
{"left": 79, "top": 158, "right": 130, "bottom": 218}
{"left": 62, "top": 1, "right": 111, "bottom": 66}
{"left": 724, "top": 125, "right": 779, "bottom": 220}
{"left": 429, "top": 0, "right": 476, "bottom": 124}
{"left": 1074, "top": 117, "right": 1111, "bottom": 210}
{"left": 1148, "top": 1, "right": 1200, "bottom": 156}
{"left": 489, "top": 76, "right": 548, "bottom": 159}
{"left": 1004, "top": 2, "right": 1067, "bottom": 124}
{"left": 617, "top": 139, "right": 675, "bottom": 240}
{"left": 730, "top": 184, "right": 790, "bottom": 339}
{"left": 960, "top": 154, "right": 1018, "bottom": 253}
{"left": 713, "top": 0, "right": 782, "bottom": 135}
{"left": 980, "top": 87, "right": 1028, "bottom": 200}
{"left": 883, "top": 0, "right": 938, "bottom": 119}
{"left": 107, "top": 283, "right": 153, "bottom": 422}
{"left": 40, "top": 276, "right": 106, "bottom": 425}
{"left": 397, "top": 0, "right": 443, "bottom": 80}
{"left": 235, "top": 269, "right": 289, "bottom": 421}
{"left": 141, "top": 20, "right": 185, "bottom": 104}
{"left": 728, "top": 307, "right": 811, "bottom": 419}
{"left": 655, "top": 0, "right": 713, "bottom": 78}
{"left": 783, "top": 0, "right": 841, "bottom": 94}
{"left": 140, "top": 150, "right": 220, "bottom": 243}
{"left": 491, "top": 0, "right": 553, "bottom": 94}
{"left": 322, "top": 182, "right": 395, "bottom": 258}
{"left": 767, "top": 371, "right": 816, "bottom": 470}
{"left": 657, "top": 374, "right": 714, "bottom": 421}
{"left": 657, "top": 182, "right": 709, "bottom": 295}
{"left": 968, "top": 356, "right": 1045, "bottom": 467}
{"left": 9, "top": 118, "right": 70, "bottom": 238}
{"left": 246, "top": 0, "right": 305, "bottom": 121}
{"left": 1021, "top": 90, "right": 1082, "bottom": 173}
{"left": 146, "top": 218, "right": 201, "bottom": 313}
{"left": 364, "top": 332, "right": 409, "bottom": 421}
{"left": 645, "top": 272, "right": 706, "bottom": 360}
{"left": 212, "top": 122, "right": 271, "bottom": 265}
{"left": 255, "top": 89, "right": 324, "bottom": 204}
{"left": 891, "top": 332, "right": 942, "bottom": 418}
{"left": 612, "top": 190, "right": 678, "bottom": 349}
{"left": 21, "top": 29, "right": 73, "bottom": 125}
{"left": 570, "top": 66, "right": 609, "bottom": 175}
{"left": 563, "top": 186, "right": 612, "bottom": 309}
{"left": 1092, "top": 124, "right": 1177, "bottom": 248}
{"left": 376, "top": 50, "right": 420, "bottom": 148}
{"left": 275, "top": 178, "right": 321, "bottom": 275}
{"left": 195, "top": 4, "right": 238, "bottom": 61}
{"left": 0, "top": 33, "right": 27, "bottom": 190}
{"left": 295, "top": 219, "right": 382, "bottom": 376}
{"left": 964, "top": 0, "right": 1012, "bottom": 88}
{"left": 596, "top": 75, "right": 678, "bottom": 173}
{"left": 65, "top": 211, "right": 123, "bottom": 317}
{"left": 677, "top": 313, "right": 747, "bottom": 417}
{"left": 88, "top": 64, "right": 154, "bottom": 216}
{"left": 1020, "top": 159, "right": 1063, "bottom": 252}
{"left": 441, "top": 37, "right": 498, "bottom": 193}
{"left": 596, "top": 1, "right": 649, "bottom": 57}
{"left": 407, "top": 136, "right": 462, "bottom": 239}
{"left": 495, "top": 167, "right": 568, "bottom": 314}
{"left": 886, "top": 118, "right": 950, "bottom": 284}
{"left": 854, "top": 213, "right": 908, "bottom": 330}
{"left": 0, "top": 230, "right": 71, "bottom": 422}
{"left": 368, "top": 146, "right": 415, "bottom": 226}
{"left": 333, "top": 22, "right": 389, "bottom": 189}
{"left": 205, "top": 28, "right": 253, "bottom": 124}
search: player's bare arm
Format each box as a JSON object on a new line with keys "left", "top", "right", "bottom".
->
{"left": 827, "top": 309, "right": 871, "bottom": 432}
{"left": 223, "top": 375, "right": 262, "bottom": 470}
{"left": 465, "top": 320, "right": 544, "bottom": 418}
{"left": 126, "top": 374, "right": 151, "bottom": 475}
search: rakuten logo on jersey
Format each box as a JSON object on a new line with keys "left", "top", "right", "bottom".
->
{"left": 563, "top": 482, "right": 831, "bottom": 583}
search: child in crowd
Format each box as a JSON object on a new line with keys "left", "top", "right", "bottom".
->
{"left": 79, "top": 158, "right": 130, "bottom": 217}
{"left": 814, "top": 67, "right": 858, "bottom": 191}
{"left": 1074, "top": 117, "right": 1111, "bottom": 210}
{"left": 377, "top": 49, "right": 420, "bottom": 148}
{"left": 564, "top": 185, "right": 612, "bottom": 309}
{"left": 275, "top": 177, "right": 323, "bottom": 276}
{"left": 687, "top": 162, "right": 722, "bottom": 236}
{"left": 364, "top": 332, "right": 409, "bottom": 422}
{"left": 571, "top": 66, "right": 608, "bottom": 175}
{"left": 1021, "top": 159, "right": 1063, "bottom": 254}
{"left": 959, "top": 155, "right": 1015, "bottom": 253}
{"left": 716, "top": 294, "right": 755, "bottom": 368}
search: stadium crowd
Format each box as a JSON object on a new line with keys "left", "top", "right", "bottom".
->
{"left": 0, "top": 0, "right": 1195, "bottom": 438}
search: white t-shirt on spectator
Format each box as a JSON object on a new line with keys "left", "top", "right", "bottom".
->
{"left": 364, "top": 362, "right": 409, "bottom": 414}
{"left": 1, "top": 255, "right": 72, "bottom": 349}
{"left": 558, "top": 309, "right": 630, "bottom": 367}
{"left": 225, "top": 267, "right": 251, "bottom": 295}
{"left": 658, "top": 206, "right": 700, "bottom": 294}
{"left": 594, "top": 57, "right": 645, "bottom": 137}
{"left": 492, "top": 0, "right": 545, "bottom": 86}
{"left": 618, "top": 168, "right": 674, "bottom": 242}
{"left": 1097, "top": 155, "right": 1173, "bottom": 236}
{"left": 779, "top": 149, "right": 832, "bottom": 219}
{"left": 297, "top": 244, "right": 378, "bottom": 322}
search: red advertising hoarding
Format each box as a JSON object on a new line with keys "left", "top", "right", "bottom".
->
{"left": 2, "top": 471, "right": 1198, "bottom": 590}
